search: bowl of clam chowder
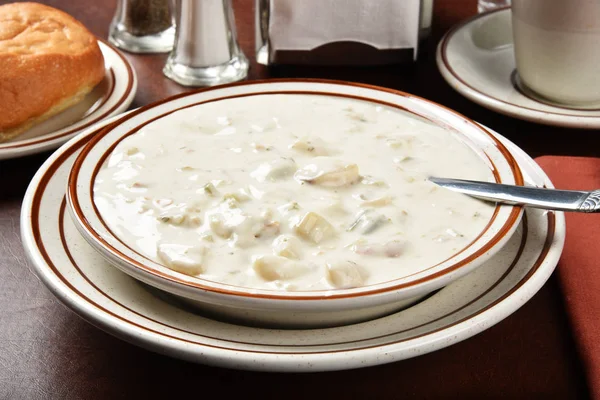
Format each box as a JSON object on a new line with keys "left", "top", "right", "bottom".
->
{"left": 67, "top": 80, "right": 524, "bottom": 328}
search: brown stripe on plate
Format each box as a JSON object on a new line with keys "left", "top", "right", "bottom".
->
{"left": 439, "top": 7, "right": 600, "bottom": 118}
{"left": 58, "top": 195, "right": 531, "bottom": 348}
{"left": 0, "top": 38, "right": 134, "bottom": 150}
{"left": 67, "top": 82, "right": 523, "bottom": 300}
{"left": 27, "top": 133, "right": 555, "bottom": 353}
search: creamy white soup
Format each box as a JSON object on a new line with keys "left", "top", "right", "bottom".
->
{"left": 94, "top": 94, "right": 495, "bottom": 291}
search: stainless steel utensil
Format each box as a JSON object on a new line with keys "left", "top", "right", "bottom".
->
{"left": 429, "top": 177, "right": 600, "bottom": 212}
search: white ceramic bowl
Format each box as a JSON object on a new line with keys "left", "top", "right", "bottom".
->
{"left": 67, "top": 80, "right": 524, "bottom": 328}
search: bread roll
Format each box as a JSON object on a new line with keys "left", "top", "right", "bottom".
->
{"left": 0, "top": 2, "right": 105, "bottom": 142}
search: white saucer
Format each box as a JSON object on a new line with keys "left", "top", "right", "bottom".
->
{"left": 20, "top": 118, "right": 565, "bottom": 372}
{"left": 0, "top": 40, "right": 137, "bottom": 160}
{"left": 436, "top": 8, "right": 600, "bottom": 129}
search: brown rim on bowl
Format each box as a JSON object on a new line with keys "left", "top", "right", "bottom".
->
{"left": 89, "top": 92, "right": 504, "bottom": 285}
{"left": 68, "top": 79, "right": 524, "bottom": 300}
{"left": 0, "top": 39, "right": 135, "bottom": 150}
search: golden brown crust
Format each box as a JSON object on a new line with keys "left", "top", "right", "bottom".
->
{"left": 0, "top": 2, "right": 105, "bottom": 142}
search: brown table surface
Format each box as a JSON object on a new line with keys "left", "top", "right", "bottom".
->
{"left": 1, "top": 0, "right": 596, "bottom": 398}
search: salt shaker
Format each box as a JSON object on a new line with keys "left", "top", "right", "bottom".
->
{"left": 108, "top": 0, "right": 175, "bottom": 53}
{"left": 163, "top": 0, "right": 249, "bottom": 87}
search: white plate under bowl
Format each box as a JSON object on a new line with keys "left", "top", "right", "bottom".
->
{"left": 0, "top": 40, "right": 137, "bottom": 160}
{"left": 20, "top": 117, "right": 565, "bottom": 371}
{"left": 436, "top": 8, "right": 600, "bottom": 129}
{"left": 66, "top": 80, "right": 524, "bottom": 328}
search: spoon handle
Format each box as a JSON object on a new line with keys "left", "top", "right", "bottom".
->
{"left": 429, "top": 177, "right": 600, "bottom": 213}
{"left": 577, "top": 190, "right": 600, "bottom": 212}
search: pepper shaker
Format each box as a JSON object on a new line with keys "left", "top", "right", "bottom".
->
{"left": 163, "top": 0, "right": 249, "bottom": 87}
{"left": 109, "top": 0, "right": 175, "bottom": 53}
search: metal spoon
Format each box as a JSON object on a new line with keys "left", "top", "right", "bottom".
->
{"left": 429, "top": 177, "right": 600, "bottom": 213}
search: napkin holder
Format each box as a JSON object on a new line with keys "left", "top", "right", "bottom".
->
{"left": 255, "top": 0, "right": 433, "bottom": 66}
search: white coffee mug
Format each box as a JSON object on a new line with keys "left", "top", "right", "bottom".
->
{"left": 512, "top": 0, "right": 600, "bottom": 106}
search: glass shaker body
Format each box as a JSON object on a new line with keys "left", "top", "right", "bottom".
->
{"left": 109, "top": 0, "right": 175, "bottom": 53}
{"left": 163, "top": 0, "right": 249, "bottom": 87}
